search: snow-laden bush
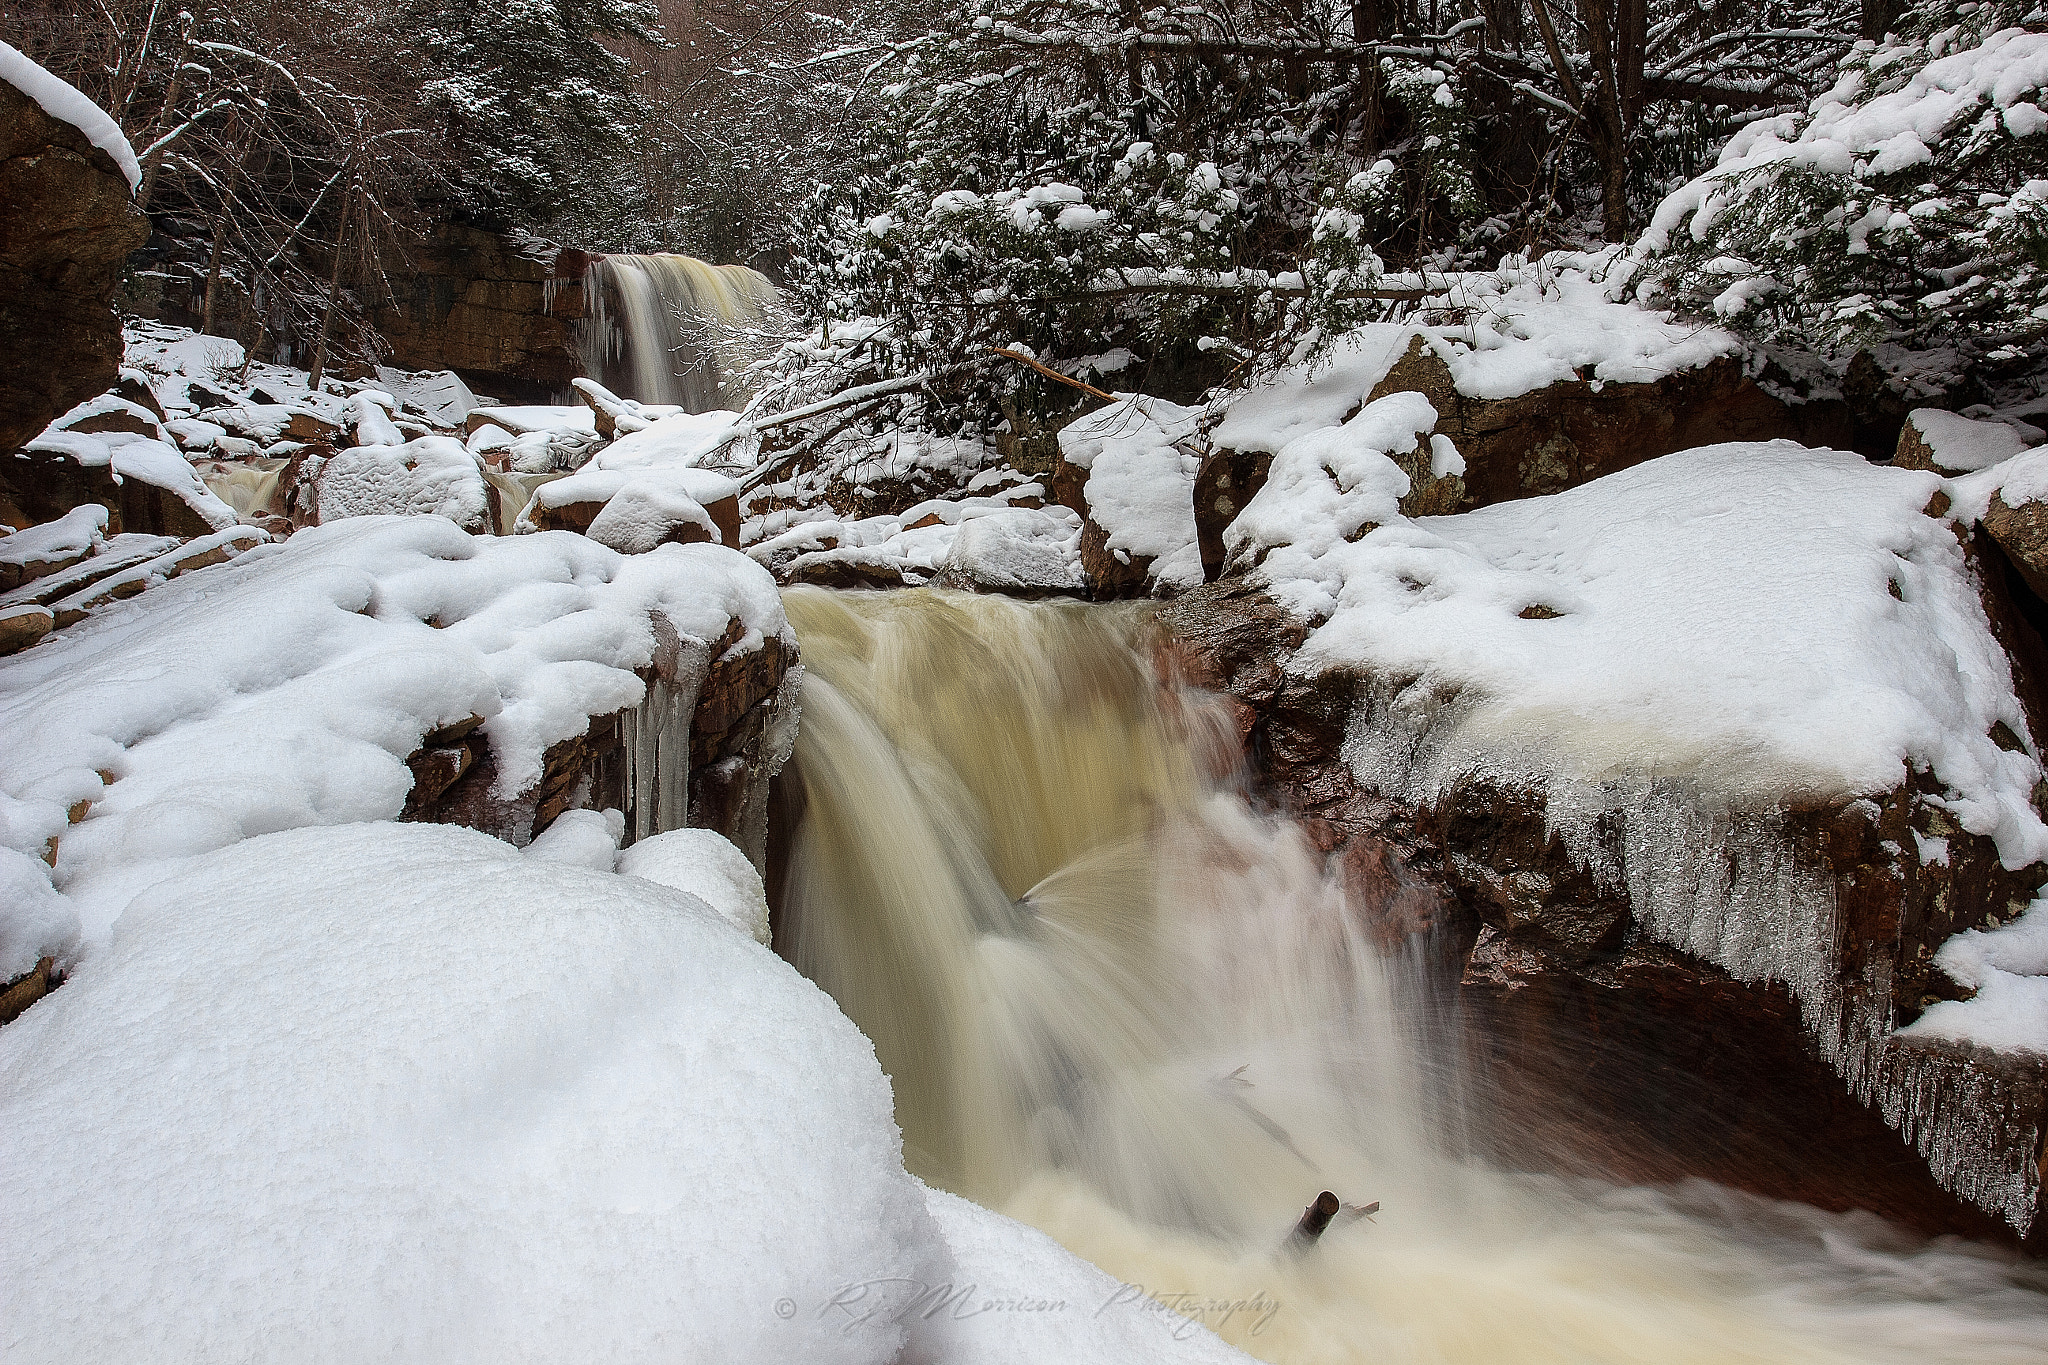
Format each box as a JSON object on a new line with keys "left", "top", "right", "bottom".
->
{"left": 1639, "top": 4, "right": 2048, "bottom": 400}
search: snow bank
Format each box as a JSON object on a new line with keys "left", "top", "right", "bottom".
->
{"left": 1059, "top": 396, "right": 1205, "bottom": 591}
{"left": 0, "top": 517, "right": 790, "bottom": 951}
{"left": 1253, "top": 429, "right": 2047, "bottom": 869}
{"left": 618, "top": 826, "right": 770, "bottom": 944}
{"left": 0, "top": 41, "right": 139, "bottom": 189}
{"left": 0, "top": 821, "right": 946, "bottom": 1365}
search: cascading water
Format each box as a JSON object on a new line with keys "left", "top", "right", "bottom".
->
{"left": 779, "top": 587, "right": 2048, "bottom": 1364}
{"left": 575, "top": 254, "right": 779, "bottom": 411}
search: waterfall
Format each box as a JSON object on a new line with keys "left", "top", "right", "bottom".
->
{"left": 779, "top": 587, "right": 2048, "bottom": 1365}
{"left": 576, "top": 254, "right": 779, "bottom": 411}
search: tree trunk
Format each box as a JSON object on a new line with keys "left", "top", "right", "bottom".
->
{"left": 307, "top": 181, "right": 355, "bottom": 392}
{"left": 200, "top": 214, "right": 228, "bottom": 336}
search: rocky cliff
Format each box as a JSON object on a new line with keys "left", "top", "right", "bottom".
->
{"left": 0, "top": 80, "right": 147, "bottom": 458}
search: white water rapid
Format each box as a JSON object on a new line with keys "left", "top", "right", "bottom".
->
{"left": 779, "top": 588, "right": 2048, "bottom": 1365}
{"left": 575, "top": 253, "right": 779, "bottom": 410}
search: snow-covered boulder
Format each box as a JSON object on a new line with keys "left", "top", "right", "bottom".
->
{"left": 1055, "top": 395, "right": 1205, "bottom": 598}
{"left": 937, "top": 508, "right": 1087, "bottom": 597}
{"left": 618, "top": 826, "right": 770, "bottom": 944}
{"left": 13, "top": 422, "right": 238, "bottom": 538}
{"left": 1201, "top": 253, "right": 1836, "bottom": 542}
{"left": 0, "top": 820, "right": 949, "bottom": 1365}
{"left": 310, "top": 435, "right": 491, "bottom": 532}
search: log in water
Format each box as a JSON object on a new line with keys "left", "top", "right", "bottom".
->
{"left": 779, "top": 587, "right": 2048, "bottom": 1364}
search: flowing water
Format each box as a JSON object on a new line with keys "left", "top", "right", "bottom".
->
{"left": 778, "top": 587, "right": 2048, "bottom": 1364}
{"left": 575, "top": 254, "right": 780, "bottom": 411}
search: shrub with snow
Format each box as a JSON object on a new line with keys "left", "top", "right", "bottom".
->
{"left": 1640, "top": 6, "right": 2048, "bottom": 404}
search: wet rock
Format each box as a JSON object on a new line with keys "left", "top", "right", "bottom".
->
{"left": 0, "top": 80, "right": 148, "bottom": 458}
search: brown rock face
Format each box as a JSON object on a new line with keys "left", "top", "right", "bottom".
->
{"left": 1158, "top": 578, "right": 2048, "bottom": 1247}
{"left": 401, "top": 609, "right": 794, "bottom": 864}
{"left": 0, "top": 80, "right": 148, "bottom": 458}
{"left": 1, "top": 451, "right": 217, "bottom": 537}
{"left": 365, "top": 223, "right": 587, "bottom": 402}
{"left": 1983, "top": 491, "right": 2048, "bottom": 604}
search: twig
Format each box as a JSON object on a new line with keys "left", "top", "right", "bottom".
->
{"left": 987, "top": 347, "right": 1114, "bottom": 401}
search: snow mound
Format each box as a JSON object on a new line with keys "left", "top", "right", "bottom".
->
{"left": 1059, "top": 395, "right": 1204, "bottom": 592}
{"left": 521, "top": 806, "right": 624, "bottom": 872}
{"left": 618, "top": 826, "right": 770, "bottom": 944}
{"left": 314, "top": 435, "right": 490, "bottom": 531}
{"left": 0, "top": 40, "right": 139, "bottom": 189}
{"left": 1262, "top": 440, "right": 2047, "bottom": 870}
{"left": 0, "top": 821, "right": 945, "bottom": 1365}
{"left": 0, "top": 517, "right": 790, "bottom": 952}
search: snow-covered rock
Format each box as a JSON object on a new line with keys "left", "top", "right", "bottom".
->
{"left": 1057, "top": 395, "right": 1204, "bottom": 597}
{"left": 0, "top": 517, "right": 791, "bottom": 955}
{"left": 0, "top": 40, "right": 138, "bottom": 188}
{"left": 1182, "top": 431, "right": 2048, "bottom": 1232}
{"left": 1895, "top": 408, "right": 2034, "bottom": 475}
{"left": 938, "top": 508, "right": 1089, "bottom": 596}
{"left": 311, "top": 435, "right": 490, "bottom": 531}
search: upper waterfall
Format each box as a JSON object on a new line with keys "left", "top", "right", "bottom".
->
{"left": 575, "top": 254, "right": 779, "bottom": 412}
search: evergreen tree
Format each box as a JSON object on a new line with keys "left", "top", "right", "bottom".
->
{"left": 1640, "top": 0, "right": 2048, "bottom": 407}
